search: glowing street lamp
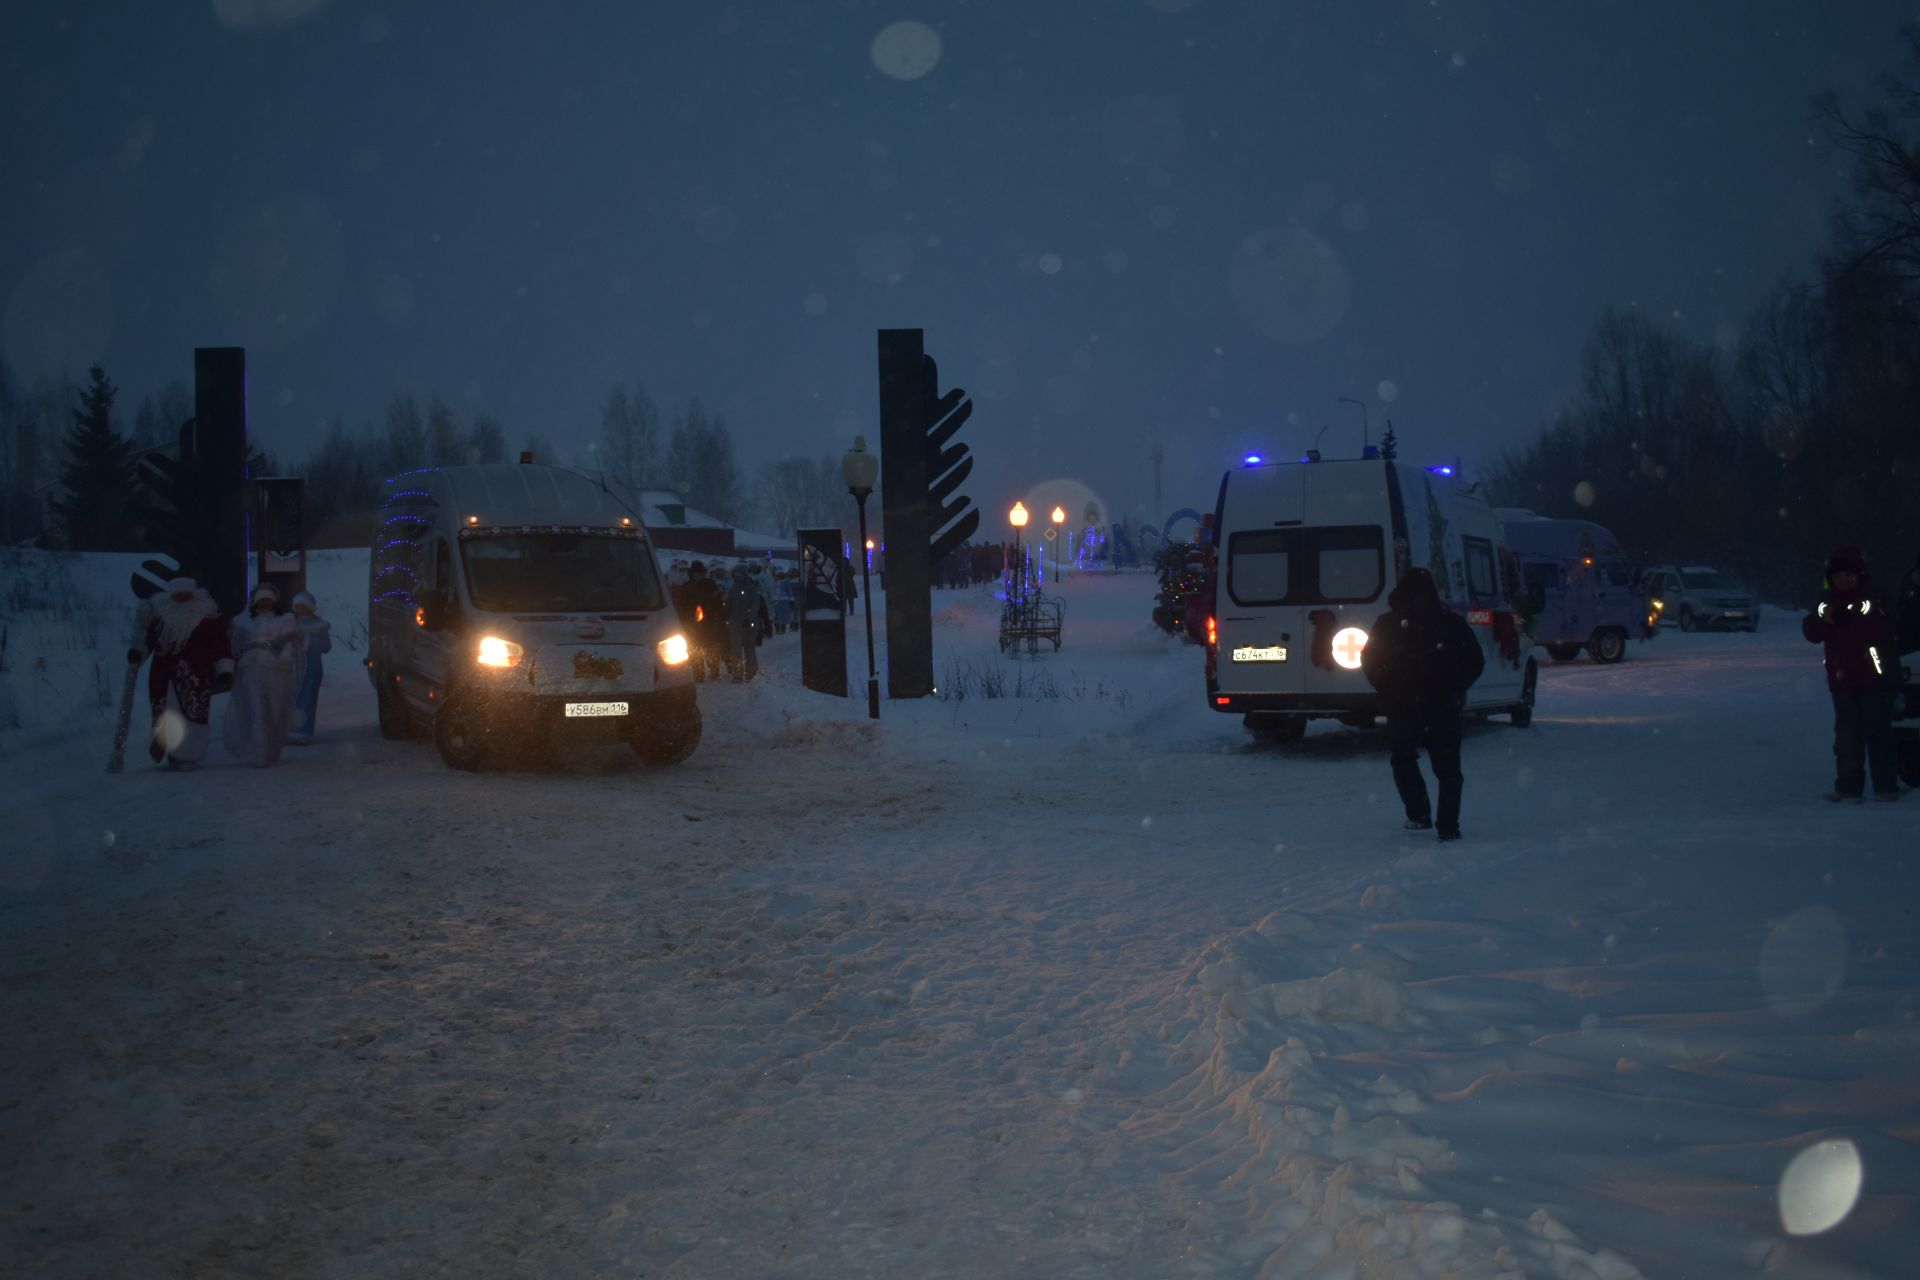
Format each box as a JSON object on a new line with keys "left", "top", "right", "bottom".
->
{"left": 842, "top": 437, "right": 881, "bottom": 719}
{"left": 1050, "top": 505, "right": 1066, "bottom": 583}
{"left": 1009, "top": 501, "right": 1029, "bottom": 601}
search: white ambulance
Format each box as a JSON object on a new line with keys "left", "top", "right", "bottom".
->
{"left": 1204, "top": 451, "right": 1537, "bottom": 741}
{"left": 366, "top": 463, "right": 700, "bottom": 770}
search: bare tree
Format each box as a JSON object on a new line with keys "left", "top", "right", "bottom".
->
{"left": 1814, "top": 24, "right": 1920, "bottom": 290}
{"left": 751, "top": 455, "right": 845, "bottom": 536}
{"left": 466, "top": 412, "right": 506, "bottom": 464}
{"left": 598, "top": 381, "right": 661, "bottom": 500}
{"left": 666, "top": 399, "right": 743, "bottom": 523}
{"left": 299, "top": 419, "right": 373, "bottom": 530}
{"left": 380, "top": 394, "right": 427, "bottom": 478}
{"left": 130, "top": 379, "right": 192, "bottom": 451}
{"left": 426, "top": 397, "right": 464, "bottom": 466}
{"left": 0, "top": 358, "right": 20, "bottom": 542}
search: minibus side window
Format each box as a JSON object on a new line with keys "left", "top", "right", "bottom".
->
{"left": 1227, "top": 530, "right": 1293, "bottom": 605}
{"left": 1315, "top": 527, "right": 1383, "bottom": 603}
{"left": 1227, "top": 525, "right": 1384, "bottom": 605}
{"left": 1462, "top": 536, "right": 1499, "bottom": 603}
{"left": 1522, "top": 561, "right": 1558, "bottom": 613}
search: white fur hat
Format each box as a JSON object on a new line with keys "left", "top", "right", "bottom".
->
{"left": 250, "top": 582, "right": 280, "bottom": 603}
{"left": 292, "top": 590, "right": 317, "bottom": 612}
{"left": 165, "top": 577, "right": 198, "bottom": 595}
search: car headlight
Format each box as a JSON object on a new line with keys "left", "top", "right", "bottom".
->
{"left": 657, "top": 633, "right": 691, "bottom": 666}
{"left": 476, "top": 635, "right": 525, "bottom": 668}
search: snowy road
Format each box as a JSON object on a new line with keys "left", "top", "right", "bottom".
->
{"left": 4, "top": 562, "right": 1917, "bottom": 1278}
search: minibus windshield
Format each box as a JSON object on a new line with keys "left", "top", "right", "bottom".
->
{"left": 462, "top": 532, "right": 665, "bottom": 613}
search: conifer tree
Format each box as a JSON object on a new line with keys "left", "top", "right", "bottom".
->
{"left": 52, "top": 364, "right": 141, "bottom": 550}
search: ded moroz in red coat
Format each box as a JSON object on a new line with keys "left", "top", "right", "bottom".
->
{"left": 130, "top": 583, "right": 236, "bottom": 766}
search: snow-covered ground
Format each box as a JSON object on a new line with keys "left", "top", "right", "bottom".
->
{"left": 2, "top": 550, "right": 1916, "bottom": 1278}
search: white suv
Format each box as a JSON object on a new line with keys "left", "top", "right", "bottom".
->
{"left": 1642, "top": 565, "right": 1759, "bottom": 632}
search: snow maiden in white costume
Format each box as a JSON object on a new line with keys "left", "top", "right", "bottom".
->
{"left": 224, "top": 583, "right": 304, "bottom": 767}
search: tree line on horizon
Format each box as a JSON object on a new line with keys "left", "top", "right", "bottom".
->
{"left": 1485, "top": 27, "right": 1920, "bottom": 605}
{"left": 0, "top": 364, "right": 855, "bottom": 550}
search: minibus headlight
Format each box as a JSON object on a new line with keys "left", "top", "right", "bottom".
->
{"left": 657, "top": 633, "right": 691, "bottom": 666}
{"left": 476, "top": 636, "right": 525, "bottom": 668}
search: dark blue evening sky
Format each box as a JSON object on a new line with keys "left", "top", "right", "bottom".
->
{"left": 1, "top": 0, "right": 1907, "bottom": 523}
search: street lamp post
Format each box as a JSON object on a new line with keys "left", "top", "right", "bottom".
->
{"left": 842, "top": 437, "right": 881, "bottom": 720}
{"left": 1009, "top": 501, "right": 1029, "bottom": 603}
{"left": 1337, "top": 397, "right": 1369, "bottom": 450}
{"left": 1050, "top": 506, "right": 1066, "bottom": 583}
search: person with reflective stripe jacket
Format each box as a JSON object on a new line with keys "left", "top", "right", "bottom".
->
{"left": 1801, "top": 547, "right": 1900, "bottom": 800}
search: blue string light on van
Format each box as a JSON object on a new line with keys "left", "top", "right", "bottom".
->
{"left": 1425, "top": 465, "right": 1456, "bottom": 476}
{"left": 1243, "top": 453, "right": 1263, "bottom": 466}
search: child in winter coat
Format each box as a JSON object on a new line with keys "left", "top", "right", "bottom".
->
{"left": 1802, "top": 547, "right": 1900, "bottom": 801}
{"left": 225, "top": 583, "right": 304, "bottom": 767}
{"left": 289, "top": 590, "right": 332, "bottom": 744}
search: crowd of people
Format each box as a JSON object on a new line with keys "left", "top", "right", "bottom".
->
{"left": 934, "top": 542, "right": 1014, "bottom": 591}
{"left": 127, "top": 578, "right": 333, "bottom": 772}
{"left": 664, "top": 558, "right": 800, "bottom": 683}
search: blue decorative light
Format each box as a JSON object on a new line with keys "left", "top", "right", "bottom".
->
{"left": 1425, "top": 465, "right": 1455, "bottom": 476}
{"left": 1244, "top": 453, "right": 1263, "bottom": 466}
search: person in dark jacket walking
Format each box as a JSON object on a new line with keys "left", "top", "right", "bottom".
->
{"left": 1360, "top": 567, "right": 1487, "bottom": 841}
{"left": 1802, "top": 547, "right": 1900, "bottom": 801}
{"left": 677, "top": 562, "right": 729, "bottom": 683}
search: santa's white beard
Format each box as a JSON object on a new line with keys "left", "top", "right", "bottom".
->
{"left": 152, "top": 590, "right": 218, "bottom": 651}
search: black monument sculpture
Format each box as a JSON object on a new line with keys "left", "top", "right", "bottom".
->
{"left": 798, "top": 526, "right": 850, "bottom": 698}
{"left": 133, "top": 347, "right": 250, "bottom": 618}
{"left": 877, "top": 328, "right": 979, "bottom": 699}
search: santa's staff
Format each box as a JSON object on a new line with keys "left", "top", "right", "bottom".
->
{"left": 124, "top": 577, "right": 236, "bottom": 772}
{"left": 105, "top": 599, "right": 152, "bottom": 774}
